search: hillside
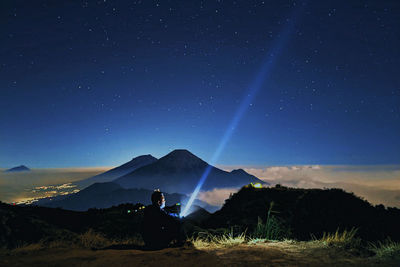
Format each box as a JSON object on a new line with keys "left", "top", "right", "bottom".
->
{"left": 205, "top": 185, "right": 400, "bottom": 241}
{"left": 1, "top": 185, "right": 400, "bottom": 266}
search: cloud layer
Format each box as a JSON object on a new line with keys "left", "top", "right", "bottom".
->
{"left": 199, "top": 165, "right": 400, "bottom": 208}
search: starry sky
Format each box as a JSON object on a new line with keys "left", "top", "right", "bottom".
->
{"left": 1, "top": 0, "right": 399, "bottom": 168}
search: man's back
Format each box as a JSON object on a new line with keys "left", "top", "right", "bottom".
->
{"left": 141, "top": 204, "right": 181, "bottom": 248}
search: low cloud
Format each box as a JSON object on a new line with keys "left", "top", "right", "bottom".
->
{"left": 198, "top": 187, "right": 239, "bottom": 206}
{"left": 201, "top": 165, "right": 400, "bottom": 208}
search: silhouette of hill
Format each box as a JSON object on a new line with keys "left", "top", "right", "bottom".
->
{"left": 2, "top": 185, "right": 400, "bottom": 250}
{"left": 185, "top": 206, "right": 211, "bottom": 225}
{"left": 4, "top": 165, "right": 30, "bottom": 172}
{"left": 0, "top": 201, "right": 145, "bottom": 249}
{"left": 33, "top": 182, "right": 218, "bottom": 212}
{"left": 0, "top": 199, "right": 211, "bottom": 249}
{"left": 76, "top": 155, "right": 157, "bottom": 188}
{"left": 205, "top": 185, "right": 400, "bottom": 241}
{"left": 36, "top": 182, "right": 182, "bottom": 211}
{"left": 114, "top": 149, "right": 266, "bottom": 194}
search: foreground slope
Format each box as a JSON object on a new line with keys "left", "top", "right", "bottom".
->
{"left": 1, "top": 241, "right": 398, "bottom": 267}
{"left": 114, "top": 149, "right": 266, "bottom": 194}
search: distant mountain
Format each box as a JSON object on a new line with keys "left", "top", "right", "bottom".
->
{"left": 5, "top": 165, "right": 30, "bottom": 172}
{"left": 184, "top": 205, "right": 211, "bottom": 225}
{"left": 75, "top": 155, "right": 157, "bottom": 188}
{"left": 114, "top": 149, "right": 267, "bottom": 194}
{"left": 34, "top": 182, "right": 217, "bottom": 212}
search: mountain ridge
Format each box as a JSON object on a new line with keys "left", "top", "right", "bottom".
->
{"left": 76, "top": 155, "right": 157, "bottom": 188}
{"left": 114, "top": 149, "right": 267, "bottom": 194}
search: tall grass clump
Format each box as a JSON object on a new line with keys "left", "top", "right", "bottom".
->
{"left": 251, "top": 202, "right": 289, "bottom": 241}
{"left": 79, "top": 229, "right": 144, "bottom": 249}
{"left": 312, "top": 227, "right": 360, "bottom": 247}
{"left": 191, "top": 228, "right": 246, "bottom": 249}
{"left": 370, "top": 238, "right": 400, "bottom": 259}
{"left": 79, "top": 229, "right": 111, "bottom": 249}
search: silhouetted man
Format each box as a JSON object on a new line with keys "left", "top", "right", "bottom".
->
{"left": 141, "top": 190, "right": 184, "bottom": 249}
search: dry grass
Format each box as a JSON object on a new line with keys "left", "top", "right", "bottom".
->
{"left": 11, "top": 229, "right": 144, "bottom": 252}
{"left": 191, "top": 231, "right": 247, "bottom": 249}
{"left": 311, "top": 227, "right": 359, "bottom": 246}
{"left": 3, "top": 232, "right": 400, "bottom": 267}
{"left": 370, "top": 238, "right": 400, "bottom": 259}
{"left": 79, "top": 229, "right": 111, "bottom": 249}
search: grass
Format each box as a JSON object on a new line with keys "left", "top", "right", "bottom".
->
{"left": 191, "top": 226, "right": 400, "bottom": 265}
{"left": 76, "top": 229, "right": 144, "bottom": 249}
{"left": 79, "top": 229, "right": 112, "bottom": 249}
{"left": 7, "top": 225, "right": 400, "bottom": 265}
{"left": 11, "top": 229, "right": 144, "bottom": 252}
{"left": 311, "top": 227, "right": 359, "bottom": 247}
{"left": 370, "top": 238, "right": 400, "bottom": 259}
{"left": 192, "top": 226, "right": 362, "bottom": 251}
{"left": 191, "top": 228, "right": 247, "bottom": 249}
{"left": 251, "top": 202, "right": 289, "bottom": 241}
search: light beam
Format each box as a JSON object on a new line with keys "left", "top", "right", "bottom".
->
{"left": 181, "top": 3, "right": 306, "bottom": 217}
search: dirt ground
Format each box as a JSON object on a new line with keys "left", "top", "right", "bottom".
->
{"left": 0, "top": 241, "right": 398, "bottom": 267}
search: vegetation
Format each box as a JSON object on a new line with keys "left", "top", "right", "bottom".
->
{"left": 204, "top": 185, "right": 400, "bottom": 242}
{"left": 191, "top": 229, "right": 247, "bottom": 249}
{"left": 1, "top": 185, "right": 399, "bottom": 266}
{"left": 311, "top": 227, "right": 359, "bottom": 246}
{"left": 12, "top": 228, "right": 144, "bottom": 252}
{"left": 370, "top": 238, "right": 400, "bottom": 259}
{"left": 251, "top": 202, "right": 290, "bottom": 240}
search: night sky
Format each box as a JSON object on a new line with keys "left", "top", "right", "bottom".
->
{"left": 1, "top": 0, "right": 399, "bottom": 168}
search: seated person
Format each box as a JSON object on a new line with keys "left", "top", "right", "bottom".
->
{"left": 141, "top": 190, "right": 184, "bottom": 249}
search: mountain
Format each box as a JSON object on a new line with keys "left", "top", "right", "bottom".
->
{"left": 5, "top": 165, "right": 30, "bottom": 172}
{"left": 75, "top": 155, "right": 157, "bottom": 188}
{"left": 184, "top": 206, "right": 211, "bottom": 224}
{"left": 34, "top": 181, "right": 217, "bottom": 212}
{"left": 114, "top": 149, "right": 267, "bottom": 194}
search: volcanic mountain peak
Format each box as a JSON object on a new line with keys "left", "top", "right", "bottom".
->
{"left": 5, "top": 165, "right": 30, "bottom": 172}
{"left": 130, "top": 154, "right": 155, "bottom": 162}
{"left": 157, "top": 149, "right": 208, "bottom": 169}
{"left": 164, "top": 149, "right": 197, "bottom": 158}
{"left": 123, "top": 154, "right": 157, "bottom": 168}
{"left": 230, "top": 169, "right": 247, "bottom": 174}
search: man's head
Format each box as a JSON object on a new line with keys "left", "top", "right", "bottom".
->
{"left": 151, "top": 189, "right": 165, "bottom": 208}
